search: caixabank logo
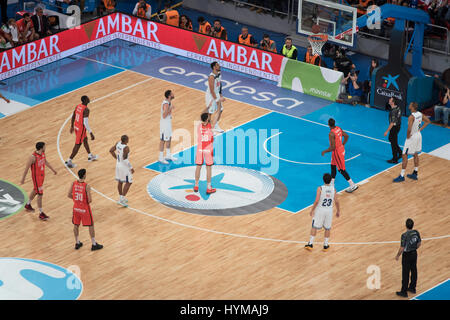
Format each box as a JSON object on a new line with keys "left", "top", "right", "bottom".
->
{"left": 147, "top": 166, "right": 287, "bottom": 216}
{"left": 0, "top": 258, "right": 82, "bottom": 300}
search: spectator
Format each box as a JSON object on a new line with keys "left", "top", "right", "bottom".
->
{"left": 158, "top": 1, "right": 179, "bottom": 27}
{"left": 333, "top": 48, "right": 356, "bottom": 77}
{"left": 238, "top": 26, "right": 257, "bottom": 47}
{"left": 61, "top": 0, "right": 86, "bottom": 13}
{"left": 211, "top": 19, "right": 228, "bottom": 40}
{"left": 259, "top": 33, "right": 277, "bottom": 52}
{"left": 2, "top": 19, "right": 22, "bottom": 47}
{"left": 363, "top": 58, "right": 379, "bottom": 106}
{"left": 336, "top": 69, "right": 363, "bottom": 105}
{"left": 434, "top": 86, "right": 450, "bottom": 127}
{"left": 17, "top": 13, "right": 39, "bottom": 43}
{"left": 0, "top": 24, "right": 12, "bottom": 49}
{"left": 281, "top": 37, "right": 298, "bottom": 60}
{"left": 32, "top": 7, "right": 52, "bottom": 38}
{"left": 304, "top": 45, "right": 321, "bottom": 66}
{"left": 0, "top": 0, "right": 7, "bottom": 25}
{"left": 179, "top": 14, "right": 192, "bottom": 30}
{"left": 132, "top": 0, "right": 151, "bottom": 19}
{"left": 99, "top": 0, "right": 116, "bottom": 16}
{"left": 197, "top": 16, "right": 211, "bottom": 35}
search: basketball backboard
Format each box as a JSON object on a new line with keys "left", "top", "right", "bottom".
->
{"left": 298, "top": 0, "right": 358, "bottom": 47}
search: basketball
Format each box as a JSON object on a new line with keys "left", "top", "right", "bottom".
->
{"left": 312, "top": 24, "right": 321, "bottom": 34}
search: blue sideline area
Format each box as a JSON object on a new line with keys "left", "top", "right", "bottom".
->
{"left": 413, "top": 279, "right": 450, "bottom": 300}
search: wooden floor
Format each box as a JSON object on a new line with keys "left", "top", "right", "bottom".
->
{"left": 0, "top": 71, "right": 448, "bottom": 300}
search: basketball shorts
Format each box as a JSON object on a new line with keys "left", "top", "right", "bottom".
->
{"left": 195, "top": 149, "right": 214, "bottom": 166}
{"left": 115, "top": 163, "right": 133, "bottom": 183}
{"left": 160, "top": 120, "right": 172, "bottom": 142}
{"left": 205, "top": 94, "right": 223, "bottom": 114}
{"left": 312, "top": 209, "right": 333, "bottom": 230}
{"left": 72, "top": 207, "right": 93, "bottom": 226}
{"left": 32, "top": 176, "right": 44, "bottom": 195}
{"left": 75, "top": 127, "right": 87, "bottom": 145}
{"left": 403, "top": 133, "right": 422, "bottom": 155}
{"left": 331, "top": 148, "right": 346, "bottom": 171}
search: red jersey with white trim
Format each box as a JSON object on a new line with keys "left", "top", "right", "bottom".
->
{"left": 31, "top": 151, "right": 45, "bottom": 181}
{"left": 197, "top": 122, "right": 214, "bottom": 152}
{"left": 74, "top": 104, "right": 87, "bottom": 133}
{"left": 72, "top": 181, "right": 90, "bottom": 213}
{"left": 331, "top": 126, "right": 344, "bottom": 151}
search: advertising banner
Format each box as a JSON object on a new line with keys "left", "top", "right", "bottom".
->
{"left": 0, "top": 16, "right": 118, "bottom": 80}
{"left": 278, "top": 58, "right": 343, "bottom": 101}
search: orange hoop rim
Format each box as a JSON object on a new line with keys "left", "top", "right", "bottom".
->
{"left": 308, "top": 34, "right": 328, "bottom": 42}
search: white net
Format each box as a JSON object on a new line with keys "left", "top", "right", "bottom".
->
{"left": 308, "top": 34, "right": 328, "bottom": 56}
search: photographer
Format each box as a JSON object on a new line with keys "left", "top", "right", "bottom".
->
{"left": 333, "top": 47, "right": 356, "bottom": 77}
{"left": 259, "top": 34, "right": 277, "bottom": 53}
{"left": 434, "top": 86, "right": 450, "bottom": 127}
{"left": 336, "top": 69, "right": 363, "bottom": 106}
{"left": 133, "top": 0, "right": 151, "bottom": 19}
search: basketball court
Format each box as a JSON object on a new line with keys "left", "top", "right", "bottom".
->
{"left": 0, "top": 0, "right": 449, "bottom": 300}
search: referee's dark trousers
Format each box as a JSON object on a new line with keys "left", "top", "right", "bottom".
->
{"left": 389, "top": 125, "right": 402, "bottom": 161}
{"left": 401, "top": 250, "right": 418, "bottom": 292}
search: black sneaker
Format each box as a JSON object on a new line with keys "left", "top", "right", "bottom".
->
{"left": 407, "top": 288, "right": 416, "bottom": 294}
{"left": 396, "top": 291, "right": 408, "bottom": 298}
{"left": 323, "top": 245, "right": 330, "bottom": 251}
{"left": 75, "top": 242, "right": 83, "bottom": 250}
{"left": 387, "top": 158, "right": 398, "bottom": 164}
{"left": 91, "top": 243, "right": 103, "bottom": 251}
{"left": 304, "top": 244, "right": 313, "bottom": 251}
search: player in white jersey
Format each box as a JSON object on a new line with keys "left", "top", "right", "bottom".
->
{"left": 109, "top": 135, "right": 134, "bottom": 207}
{"left": 205, "top": 61, "right": 226, "bottom": 133}
{"left": 305, "top": 173, "right": 341, "bottom": 252}
{"left": 394, "top": 102, "right": 430, "bottom": 182}
{"left": 159, "top": 90, "right": 178, "bottom": 164}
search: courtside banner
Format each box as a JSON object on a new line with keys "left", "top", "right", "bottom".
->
{"left": 115, "top": 14, "right": 284, "bottom": 81}
{"left": 0, "top": 14, "right": 119, "bottom": 80}
{"left": 277, "top": 58, "right": 343, "bottom": 101}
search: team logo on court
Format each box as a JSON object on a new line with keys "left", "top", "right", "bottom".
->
{"left": 147, "top": 166, "right": 287, "bottom": 216}
{"left": 0, "top": 258, "right": 82, "bottom": 300}
{"left": 0, "top": 179, "right": 27, "bottom": 221}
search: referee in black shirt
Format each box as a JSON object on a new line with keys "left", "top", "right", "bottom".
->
{"left": 395, "top": 218, "right": 421, "bottom": 298}
{"left": 384, "top": 97, "right": 402, "bottom": 163}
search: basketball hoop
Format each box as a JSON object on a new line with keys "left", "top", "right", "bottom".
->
{"left": 308, "top": 33, "right": 328, "bottom": 56}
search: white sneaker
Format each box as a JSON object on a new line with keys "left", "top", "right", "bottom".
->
{"left": 65, "top": 161, "right": 76, "bottom": 168}
{"left": 213, "top": 124, "right": 224, "bottom": 133}
{"left": 88, "top": 155, "right": 99, "bottom": 162}
{"left": 123, "top": 197, "right": 128, "bottom": 203}
{"left": 345, "top": 184, "right": 359, "bottom": 193}
{"left": 117, "top": 199, "right": 128, "bottom": 207}
{"left": 165, "top": 154, "right": 178, "bottom": 161}
{"left": 159, "top": 158, "right": 169, "bottom": 164}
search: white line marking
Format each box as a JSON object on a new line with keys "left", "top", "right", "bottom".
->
{"left": 53, "top": 57, "right": 450, "bottom": 246}
{"left": 263, "top": 131, "right": 361, "bottom": 165}
{"left": 410, "top": 278, "right": 450, "bottom": 300}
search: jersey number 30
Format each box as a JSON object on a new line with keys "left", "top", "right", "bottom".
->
{"left": 74, "top": 192, "right": 83, "bottom": 201}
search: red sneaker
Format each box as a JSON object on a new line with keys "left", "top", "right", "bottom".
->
{"left": 206, "top": 188, "right": 216, "bottom": 194}
{"left": 25, "top": 203, "right": 35, "bottom": 211}
{"left": 193, "top": 186, "right": 199, "bottom": 192}
{"left": 39, "top": 212, "right": 49, "bottom": 221}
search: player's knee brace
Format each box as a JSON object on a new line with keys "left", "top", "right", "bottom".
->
{"left": 331, "top": 165, "right": 337, "bottom": 178}
{"left": 339, "top": 169, "right": 350, "bottom": 181}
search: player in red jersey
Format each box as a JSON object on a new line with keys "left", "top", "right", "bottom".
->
{"left": 321, "top": 118, "right": 358, "bottom": 193}
{"left": 65, "top": 96, "right": 98, "bottom": 168}
{"left": 194, "top": 108, "right": 220, "bottom": 194}
{"left": 20, "top": 142, "right": 57, "bottom": 220}
{"left": 67, "top": 168, "right": 103, "bottom": 251}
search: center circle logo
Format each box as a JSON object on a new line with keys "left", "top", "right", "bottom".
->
{"left": 0, "top": 179, "right": 27, "bottom": 221}
{"left": 0, "top": 258, "right": 83, "bottom": 300}
{"left": 147, "top": 165, "right": 287, "bottom": 216}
